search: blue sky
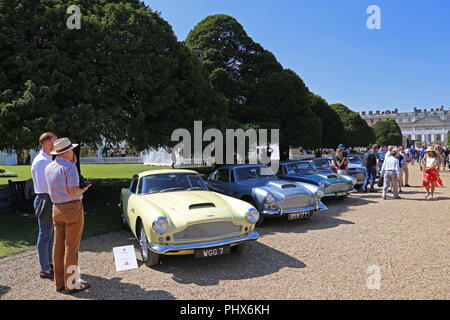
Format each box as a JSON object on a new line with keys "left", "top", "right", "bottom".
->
{"left": 144, "top": 0, "right": 450, "bottom": 113}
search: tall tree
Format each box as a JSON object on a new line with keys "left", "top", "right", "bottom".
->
{"left": 371, "top": 119, "right": 402, "bottom": 146}
{"left": 0, "top": 0, "right": 226, "bottom": 152}
{"left": 185, "top": 15, "right": 321, "bottom": 159}
{"left": 309, "top": 93, "right": 345, "bottom": 148}
{"left": 330, "top": 103, "right": 375, "bottom": 147}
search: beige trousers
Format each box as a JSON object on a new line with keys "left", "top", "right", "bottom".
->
{"left": 52, "top": 200, "right": 84, "bottom": 291}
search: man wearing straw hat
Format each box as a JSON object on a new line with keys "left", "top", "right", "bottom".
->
{"left": 45, "top": 138, "right": 91, "bottom": 294}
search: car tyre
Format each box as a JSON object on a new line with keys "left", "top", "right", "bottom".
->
{"left": 139, "top": 224, "right": 159, "bottom": 267}
{"left": 255, "top": 213, "right": 265, "bottom": 226}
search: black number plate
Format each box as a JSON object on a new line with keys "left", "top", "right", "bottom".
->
{"left": 195, "top": 245, "right": 231, "bottom": 258}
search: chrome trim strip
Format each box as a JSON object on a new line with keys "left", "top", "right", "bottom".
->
{"left": 324, "top": 189, "right": 357, "bottom": 197}
{"left": 148, "top": 232, "right": 259, "bottom": 253}
{"left": 262, "top": 202, "right": 328, "bottom": 216}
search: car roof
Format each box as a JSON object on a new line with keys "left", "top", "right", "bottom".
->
{"left": 216, "top": 164, "right": 268, "bottom": 170}
{"left": 137, "top": 169, "right": 199, "bottom": 178}
{"left": 279, "top": 160, "right": 310, "bottom": 165}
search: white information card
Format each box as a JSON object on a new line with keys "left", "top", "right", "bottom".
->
{"left": 113, "top": 245, "right": 139, "bottom": 272}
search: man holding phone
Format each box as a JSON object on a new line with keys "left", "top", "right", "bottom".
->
{"left": 45, "top": 138, "right": 92, "bottom": 294}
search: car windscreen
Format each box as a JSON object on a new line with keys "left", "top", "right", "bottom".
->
{"left": 285, "top": 162, "right": 314, "bottom": 173}
{"left": 234, "top": 166, "right": 277, "bottom": 181}
{"left": 313, "top": 159, "right": 331, "bottom": 169}
{"left": 349, "top": 156, "right": 363, "bottom": 164}
{"left": 138, "top": 173, "right": 208, "bottom": 194}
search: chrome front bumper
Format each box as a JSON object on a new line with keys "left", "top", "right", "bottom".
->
{"left": 324, "top": 188, "right": 357, "bottom": 197}
{"left": 262, "top": 201, "right": 328, "bottom": 216}
{"left": 148, "top": 232, "right": 259, "bottom": 254}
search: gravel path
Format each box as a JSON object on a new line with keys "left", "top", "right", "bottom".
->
{"left": 1, "top": 166, "right": 449, "bottom": 300}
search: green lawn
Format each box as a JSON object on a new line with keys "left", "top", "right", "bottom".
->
{"left": 0, "top": 163, "right": 213, "bottom": 258}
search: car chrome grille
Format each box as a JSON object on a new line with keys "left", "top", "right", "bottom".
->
{"left": 325, "top": 182, "right": 352, "bottom": 194}
{"left": 173, "top": 221, "right": 242, "bottom": 241}
{"left": 279, "top": 195, "right": 312, "bottom": 210}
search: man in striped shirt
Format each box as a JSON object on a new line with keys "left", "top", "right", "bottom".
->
{"left": 45, "top": 138, "right": 91, "bottom": 294}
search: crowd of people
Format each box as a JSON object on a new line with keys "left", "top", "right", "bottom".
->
{"left": 331, "top": 143, "right": 447, "bottom": 200}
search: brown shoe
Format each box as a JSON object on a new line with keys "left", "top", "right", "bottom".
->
{"left": 64, "top": 283, "right": 91, "bottom": 294}
{"left": 40, "top": 271, "right": 54, "bottom": 280}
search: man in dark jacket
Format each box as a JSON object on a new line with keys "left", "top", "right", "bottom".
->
{"left": 362, "top": 144, "right": 380, "bottom": 192}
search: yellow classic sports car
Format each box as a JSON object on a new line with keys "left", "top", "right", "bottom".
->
{"left": 120, "top": 169, "right": 260, "bottom": 267}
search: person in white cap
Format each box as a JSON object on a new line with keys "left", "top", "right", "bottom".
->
{"left": 45, "top": 138, "right": 91, "bottom": 294}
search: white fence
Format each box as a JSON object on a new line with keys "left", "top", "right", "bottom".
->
{"left": 290, "top": 154, "right": 316, "bottom": 160}
{"left": 80, "top": 157, "right": 143, "bottom": 164}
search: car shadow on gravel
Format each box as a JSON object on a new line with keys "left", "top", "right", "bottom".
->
{"left": 0, "top": 285, "right": 11, "bottom": 297}
{"left": 256, "top": 213, "right": 355, "bottom": 237}
{"left": 154, "top": 241, "right": 306, "bottom": 286}
{"left": 65, "top": 275, "right": 175, "bottom": 300}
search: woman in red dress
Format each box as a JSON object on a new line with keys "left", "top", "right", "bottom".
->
{"left": 421, "top": 146, "right": 443, "bottom": 200}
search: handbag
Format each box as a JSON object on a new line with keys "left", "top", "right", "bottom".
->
{"left": 377, "top": 176, "right": 384, "bottom": 187}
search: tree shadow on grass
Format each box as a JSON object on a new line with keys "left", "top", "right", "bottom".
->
{"left": 0, "top": 213, "right": 38, "bottom": 254}
{"left": 62, "top": 275, "right": 175, "bottom": 300}
{"left": 155, "top": 241, "right": 306, "bottom": 286}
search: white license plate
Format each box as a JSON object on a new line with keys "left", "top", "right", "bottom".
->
{"left": 336, "top": 192, "right": 347, "bottom": 196}
{"left": 288, "top": 212, "right": 311, "bottom": 220}
{"left": 195, "top": 245, "right": 231, "bottom": 258}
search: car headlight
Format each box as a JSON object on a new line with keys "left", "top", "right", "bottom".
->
{"left": 246, "top": 208, "right": 260, "bottom": 224}
{"left": 264, "top": 193, "right": 275, "bottom": 204}
{"left": 152, "top": 217, "right": 169, "bottom": 234}
{"left": 319, "top": 181, "right": 325, "bottom": 189}
{"left": 351, "top": 177, "right": 357, "bottom": 185}
{"left": 264, "top": 193, "right": 277, "bottom": 210}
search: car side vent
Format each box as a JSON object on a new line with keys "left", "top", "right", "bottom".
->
{"left": 189, "top": 203, "right": 216, "bottom": 210}
{"left": 281, "top": 184, "right": 297, "bottom": 189}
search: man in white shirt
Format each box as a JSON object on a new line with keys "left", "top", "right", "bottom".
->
{"left": 380, "top": 150, "right": 401, "bottom": 200}
{"left": 31, "top": 132, "right": 57, "bottom": 279}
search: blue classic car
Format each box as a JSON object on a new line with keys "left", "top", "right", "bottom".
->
{"left": 206, "top": 164, "right": 328, "bottom": 225}
{"left": 277, "top": 161, "right": 357, "bottom": 199}
{"left": 309, "top": 157, "right": 366, "bottom": 188}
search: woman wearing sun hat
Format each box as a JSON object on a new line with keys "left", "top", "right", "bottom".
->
{"left": 421, "top": 146, "right": 443, "bottom": 200}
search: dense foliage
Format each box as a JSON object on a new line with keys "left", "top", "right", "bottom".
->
{"left": 308, "top": 93, "right": 345, "bottom": 148}
{"left": 0, "top": 4, "right": 374, "bottom": 156}
{"left": 371, "top": 119, "right": 403, "bottom": 146}
{"left": 0, "top": 0, "right": 226, "bottom": 152}
{"left": 185, "top": 14, "right": 322, "bottom": 158}
{"left": 330, "top": 103, "right": 375, "bottom": 147}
